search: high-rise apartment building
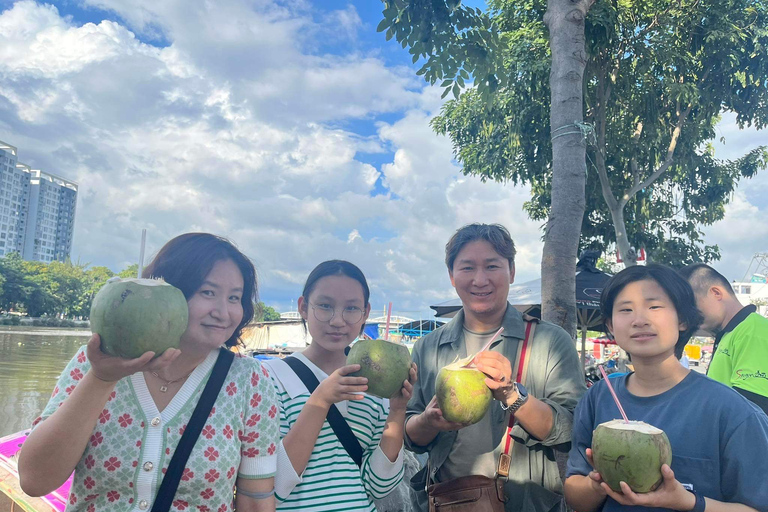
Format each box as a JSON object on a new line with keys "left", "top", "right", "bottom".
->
{"left": 0, "top": 140, "right": 77, "bottom": 263}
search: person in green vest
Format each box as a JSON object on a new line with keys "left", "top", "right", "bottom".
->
{"left": 680, "top": 263, "right": 768, "bottom": 415}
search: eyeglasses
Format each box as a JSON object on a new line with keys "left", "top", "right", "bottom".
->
{"left": 308, "top": 302, "right": 365, "bottom": 324}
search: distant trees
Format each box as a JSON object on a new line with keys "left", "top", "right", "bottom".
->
{"left": 0, "top": 254, "right": 283, "bottom": 320}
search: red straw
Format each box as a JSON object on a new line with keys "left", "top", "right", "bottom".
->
{"left": 384, "top": 302, "right": 392, "bottom": 341}
{"left": 599, "top": 365, "right": 629, "bottom": 423}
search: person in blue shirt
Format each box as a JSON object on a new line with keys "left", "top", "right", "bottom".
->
{"left": 565, "top": 264, "right": 768, "bottom": 512}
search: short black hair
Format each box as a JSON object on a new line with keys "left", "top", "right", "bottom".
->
{"left": 678, "top": 263, "right": 736, "bottom": 298}
{"left": 600, "top": 264, "right": 703, "bottom": 359}
{"left": 301, "top": 260, "right": 370, "bottom": 335}
{"left": 445, "top": 223, "right": 516, "bottom": 272}
{"left": 142, "top": 232, "right": 258, "bottom": 348}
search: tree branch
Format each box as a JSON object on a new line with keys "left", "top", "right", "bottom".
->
{"left": 594, "top": 76, "right": 618, "bottom": 211}
{"left": 627, "top": 104, "right": 693, "bottom": 201}
{"left": 629, "top": 121, "right": 644, "bottom": 190}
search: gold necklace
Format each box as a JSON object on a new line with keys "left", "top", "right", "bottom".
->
{"left": 150, "top": 369, "right": 195, "bottom": 392}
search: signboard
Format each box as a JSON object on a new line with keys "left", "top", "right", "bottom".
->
{"left": 616, "top": 247, "right": 646, "bottom": 263}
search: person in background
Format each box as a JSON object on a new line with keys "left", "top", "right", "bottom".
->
{"left": 264, "top": 260, "right": 415, "bottom": 511}
{"left": 19, "top": 233, "right": 280, "bottom": 512}
{"left": 565, "top": 264, "right": 768, "bottom": 512}
{"left": 679, "top": 263, "right": 768, "bottom": 415}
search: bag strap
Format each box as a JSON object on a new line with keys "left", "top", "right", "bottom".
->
{"left": 151, "top": 348, "right": 235, "bottom": 512}
{"left": 283, "top": 356, "right": 364, "bottom": 467}
{"left": 497, "top": 318, "right": 537, "bottom": 478}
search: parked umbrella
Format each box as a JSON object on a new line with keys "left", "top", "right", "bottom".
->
{"left": 574, "top": 250, "right": 612, "bottom": 367}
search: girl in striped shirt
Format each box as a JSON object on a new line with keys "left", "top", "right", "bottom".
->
{"left": 264, "top": 260, "right": 416, "bottom": 511}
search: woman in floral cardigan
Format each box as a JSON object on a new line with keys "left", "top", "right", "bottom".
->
{"left": 19, "top": 233, "right": 280, "bottom": 512}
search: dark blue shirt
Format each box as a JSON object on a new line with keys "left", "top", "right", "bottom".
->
{"left": 566, "top": 371, "right": 768, "bottom": 511}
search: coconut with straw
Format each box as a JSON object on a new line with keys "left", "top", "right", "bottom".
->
{"left": 590, "top": 366, "right": 672, "bottom": 493}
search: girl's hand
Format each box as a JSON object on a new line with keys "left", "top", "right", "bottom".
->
{"left": 601, "top": 464, "right": 695, "bottom": 510}
{"left": 311, "top": 364, "right": 368, "bottom": 408}
{"left": 585, "top": 448, "right": 608, "bottom": 497}
{"left": 389, "top": 363, "right": 418, "bottom": 412}
{"left": 86, "top": 334, "right": 181, "bottom": 383}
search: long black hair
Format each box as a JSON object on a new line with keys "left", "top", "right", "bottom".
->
{"left": 600, "top": 264, "right": 703, "bottom": 359}
{"left": 142, "top": 233, "right": 258, "bottom": 348}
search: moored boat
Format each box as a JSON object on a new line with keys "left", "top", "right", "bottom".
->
{"left": 0, "top": 431, "right": 70, "bottom": 512}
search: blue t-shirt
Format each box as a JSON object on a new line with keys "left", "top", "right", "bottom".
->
{"left": 566, "top": 371, "right": 768, "bottom": 511}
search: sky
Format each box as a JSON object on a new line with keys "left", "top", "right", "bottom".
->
{"left": 0, "top": 0, "right": 766, "bottom": 319}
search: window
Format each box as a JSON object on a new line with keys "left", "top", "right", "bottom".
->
{"left": 741, "top": 286, "right": 752, "bottom": 295}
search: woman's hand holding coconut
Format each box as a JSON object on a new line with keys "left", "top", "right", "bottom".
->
{"left": 86, "top": 334, "right": 181, "bottom": 384}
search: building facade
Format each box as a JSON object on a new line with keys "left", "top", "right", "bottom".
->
{"left": 732, "top": 279, "right": 768, "bottom": 317}
{"left": 0, "top": 140, "right": 77, "bottom": 262}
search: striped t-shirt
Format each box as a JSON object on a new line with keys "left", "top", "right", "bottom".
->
{"left": 264, "top": 353, "right": 404, "bottom": 511}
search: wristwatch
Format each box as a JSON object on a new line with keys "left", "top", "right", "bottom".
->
{"left": 501, "top": 382, "right": 529, "bottom": 413}
{"left": 688, "top": 489, "right": 706, "bottom": 512}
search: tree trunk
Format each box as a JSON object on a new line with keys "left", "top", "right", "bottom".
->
{"left": 541, "top": 0, "right": 592, "bottom": 336}
{"left": 609, "top": 204, "right": 638, "bottom": 267}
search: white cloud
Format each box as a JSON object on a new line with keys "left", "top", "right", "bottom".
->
{"left": 703, "top": 112, "right": 768, "bottom": 281}
{"left": 14, "top": 0, "right": 767, "bottom": 320}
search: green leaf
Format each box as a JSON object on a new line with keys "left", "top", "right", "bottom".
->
{"left": 376, "top": 18, "right": 390, "bottom": 33}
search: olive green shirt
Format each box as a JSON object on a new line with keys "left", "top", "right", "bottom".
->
{"left": 404, "top": 305, "right": 586, "bottom": 512}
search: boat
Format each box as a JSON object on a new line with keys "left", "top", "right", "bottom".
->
{"left": 0, "top": 431, "right": 70, "bottom": 512}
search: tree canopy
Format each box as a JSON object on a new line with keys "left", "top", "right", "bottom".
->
{"left": 382, "top": 0, "right": 768, "bottom": 267}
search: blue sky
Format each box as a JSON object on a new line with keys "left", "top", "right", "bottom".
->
{"left": 0, "top": 0, "right": 765, "bottom": 320}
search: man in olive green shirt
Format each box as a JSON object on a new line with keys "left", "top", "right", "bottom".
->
{"left": 404, "top": 224, "right": 586, "bottom": 512}
{"left": 680, "top": 263, "right": 768, "bottom": 415}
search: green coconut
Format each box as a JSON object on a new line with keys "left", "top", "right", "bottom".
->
{"left": 90, "top": 278, "right": 189, "bottom": 359}
{"left": 591, "top": 419, "right": 672, "bottom": 493}
{"left": 346, "top": 339, "right": 412, "bottom": 399}
{"left": 436, "top": 358, "right": 492, "bottom": 425}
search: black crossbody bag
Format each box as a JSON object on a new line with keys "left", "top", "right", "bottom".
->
{"left": 283, "top": 356, "right": 364, "bottom": 467}
{"left": 151, "top": 347, "right": 235, "bottom": 512}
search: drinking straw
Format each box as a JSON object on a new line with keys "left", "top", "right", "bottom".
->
{"left": 599, "top": 365, "right": 629, "bottom": 423}
{"left": 384, "top": 302, "right": 392, "bottom": 341}
{"left": 463, "top": 326, "right": 504, "bottom": 367}
{"left": 137, "top": 228, "right": 147, "bottom": 278}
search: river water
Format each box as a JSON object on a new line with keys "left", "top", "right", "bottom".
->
{"left": 0, "top": 327, "right": 89, "bottom": 437}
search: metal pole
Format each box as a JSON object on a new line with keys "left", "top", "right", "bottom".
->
{"left": 137, "top": 229, "right": 147, "bottom": 278}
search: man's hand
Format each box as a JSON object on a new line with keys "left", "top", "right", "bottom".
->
{"left": 420, "top": 396, "right": 469, "bottom": 431}
{"left": 601, "top": 464, "right": 695, "bottom": 511}
{"left": 389, "top": 363, "right": 418, "bottom": 412}
{"left": 87, "top": 334, "right": 181, "bottom": 383}
{"left": 474, "top": 351, "right": 517, "bottom": 406}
